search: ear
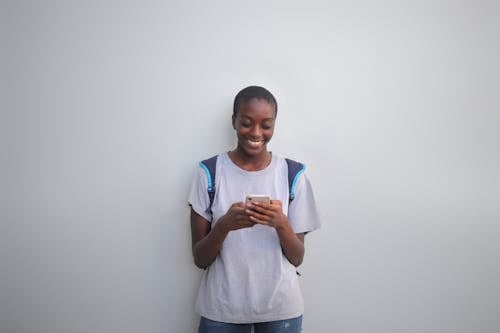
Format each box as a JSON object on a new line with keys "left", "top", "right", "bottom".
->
{"left": 232, "top": 115, "right": 236, "bottom": 129}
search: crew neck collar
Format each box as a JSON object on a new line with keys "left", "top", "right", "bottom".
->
{"left": 223, "top": 151, "right": 276, "bottom": 175}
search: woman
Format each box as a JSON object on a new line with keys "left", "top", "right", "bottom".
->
{"left": 188, "top": 86, "right": 321, "bottom": 332}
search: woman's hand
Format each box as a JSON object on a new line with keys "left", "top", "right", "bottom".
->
{"left": 218, "top": 202, "right": 256, "bottom": 232}
{"left": 245, "top": 200, "right": 287, "bottom": 230}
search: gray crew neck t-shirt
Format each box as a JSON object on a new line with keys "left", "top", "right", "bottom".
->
{"left": 188, "top": 152, "right": 321, "bottom": 323}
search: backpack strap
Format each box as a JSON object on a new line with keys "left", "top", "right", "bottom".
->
{"left": 285, "top": 158, "right": 306, "bottom": 203}
{"left": 199, "top": 155, "right": 218, "bottom": 215}
{"left": 199, "top": 156, "right": 305, "bottom": 214}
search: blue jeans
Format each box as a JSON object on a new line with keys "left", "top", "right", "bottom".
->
{"left": 198, "top": 315, "right": 303, "bottom": 333}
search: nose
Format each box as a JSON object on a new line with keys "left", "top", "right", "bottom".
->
{"left": 250, "top": 125, "right": 263, "bottom": 138}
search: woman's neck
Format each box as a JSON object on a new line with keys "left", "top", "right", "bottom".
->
{"left": 228, "top": 149, "right": 272, "bottom": 171}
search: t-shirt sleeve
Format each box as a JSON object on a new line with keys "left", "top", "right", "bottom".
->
{"left": 287, "top": 172, "right": 321, "bottom": 234}
{"left": 188, "top": 166, "right": 212, "bottom": 222}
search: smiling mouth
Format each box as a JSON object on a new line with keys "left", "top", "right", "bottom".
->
{"left": 247, "top": 139, "right": 265, "bottom": 148}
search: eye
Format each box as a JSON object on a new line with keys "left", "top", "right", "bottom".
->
{"left": 262, "top": 121, "right": 274, "bottom": 130}
{"left": 241, "top": 122, "right": 251, "bottom": 128}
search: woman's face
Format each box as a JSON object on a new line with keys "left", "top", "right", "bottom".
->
{"left": 232, "top": 98, "right": 276, "bottom": 158}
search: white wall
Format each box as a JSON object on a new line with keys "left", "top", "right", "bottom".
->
{"left": 2, "top": 1, "right": 499, "bottom": 332}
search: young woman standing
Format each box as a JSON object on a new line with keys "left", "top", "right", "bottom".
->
{"left": 188, "top": 86, "right": 321, "bottom": 333}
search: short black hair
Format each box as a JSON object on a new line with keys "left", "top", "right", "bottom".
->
{"left": 233, "top": 86, "right": 278, "bottom": 118}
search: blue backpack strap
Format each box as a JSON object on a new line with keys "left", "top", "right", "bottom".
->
{"left": 199, "top": 155, "right": 218, "bottom": 215}
{"left": 285, "top": 158, "right": 306, "bottom": 203}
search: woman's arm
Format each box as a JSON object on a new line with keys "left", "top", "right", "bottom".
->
{"left": 191, "top": 209, "right": 227, "bottom": 269}
{"left": 190, "top": 203, "right": 255, "bottom": 269}
{"left": 276, "top": 225, "right": 305, "bottom": 267}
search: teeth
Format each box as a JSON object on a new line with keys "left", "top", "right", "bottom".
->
{"left": 248, "top": 139, "right": 263, "bottom": 147}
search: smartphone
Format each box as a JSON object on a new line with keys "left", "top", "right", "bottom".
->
{"left": 245, "top": 194, "right": 271, "bottom": 205}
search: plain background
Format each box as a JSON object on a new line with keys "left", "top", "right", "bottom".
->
{"left": 2, "top": 1, "right": 499, "bottom": 332}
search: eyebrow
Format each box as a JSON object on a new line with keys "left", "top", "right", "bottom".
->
{"left": 239, "top": 115, "right": 275, "bottom": 121}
